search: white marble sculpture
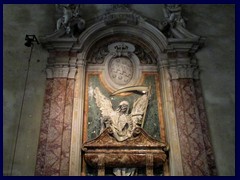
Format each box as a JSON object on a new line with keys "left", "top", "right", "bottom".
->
{"left": 163, "top": 4, "right": 188, "bottom": 38}
{"left": 94, "top": 87, "right": 149, "bottom": 142}
{"left": 94, "top": 87, "right": 150, "bottom": 176}
{"left": 56, "top": 4, "right": 85, "bottom": 35}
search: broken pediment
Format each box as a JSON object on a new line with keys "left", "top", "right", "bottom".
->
{"left": 39, "top": 4, "right": 203, "bottom": 45}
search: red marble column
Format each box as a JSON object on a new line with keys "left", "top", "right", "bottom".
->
{"left": 35, "top": 78, "right": 68, "bottom": 176}
{"left": 60, "top": 79, "right": 75, "bottom": 175}
{"left": 35, "top": 64, "right": 77, "bottom": 176}
{"left": 35, "top": 78, "right": 68, "bottom": 175}
{"left": 171, "top": 79, "right": 212, "bottom": 175}
{"left": 44, "top": 78, "right": 67, "bottom": 176}
{"left": 194, "top": 80, "right": 217, "bottom": 175}
{"left": 35, "top": 79, "right": 53, "bottom": 175}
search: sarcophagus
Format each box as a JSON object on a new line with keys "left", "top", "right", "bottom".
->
{"left": 82, "top": 127, "right": 169, "bottom": 176}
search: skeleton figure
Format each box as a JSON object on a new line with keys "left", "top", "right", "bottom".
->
{"left": 94, "top": 87, "right": 149, "bottom": 176}
{"left": 94, "top": 87, "right": 148, "bottom": 141}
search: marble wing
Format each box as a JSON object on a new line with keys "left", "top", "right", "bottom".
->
{"left": 94, "top": 87, "right": 114, "bottom": 118}
{"left": 131, "top": 94, "right": 149, "bottom": 127}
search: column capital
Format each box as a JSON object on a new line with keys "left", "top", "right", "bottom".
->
{"left": 46, "top": 68, "right": 53, "bottom": 79}
{"left": 76, "top": 53, "right": 86, "bottom": 67}
{"left": 69, "top": 57, "right": 78, "bottom": 67}
{"left": 53, "top": 65, "right": 70, "bottom": 78}
{"left": 76, "top": 59, "right": 86, "bottom": 67}
{"left": 68, "top": 67, "right": 78, "bottom": 79}
{"left": 168, "top": 65, "right": 199, "bottom": 80}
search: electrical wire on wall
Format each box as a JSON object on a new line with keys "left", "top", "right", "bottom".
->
{"left": 10, "top": 35, "right": 39, "bottom": 175}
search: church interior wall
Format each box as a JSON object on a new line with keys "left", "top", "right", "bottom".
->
{"left": 3, "top": 4, "right": 235, "bottom": 176}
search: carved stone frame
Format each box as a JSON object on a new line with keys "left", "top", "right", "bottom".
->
{"left": 102, "top": 52, "right": 141, "bottom": 91}
{"left": 69, "top": 21, "right": 184, "bottom": 176}
{"left": 38, "top": 5, "right": 216, "bottom": 176}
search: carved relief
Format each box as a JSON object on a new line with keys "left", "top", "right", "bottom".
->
{"left": 82, "top": 127, "right": 168, "bottom": 176}
{"left": 109, "top": 57, "right": 133, "bottom": 85}
{"left": 134, "top": 45, "right": 157, "bottom": 65}
{"left": 97, "top": 42, "right": 142, "bottom": 90}
{"left": 37, "top": 3, "right": 214, "bottom": 177}
{"left": 168, "top": 65, "right": 199, "bottom": 80}
{"left": 108, "top": 42, "right": 135, "bottom": 56}
{"left": 88, "top": 41, "right": 156, "bottom": 66}
{"left": 55, "top": 4, "right": 85, "bottom": 37}
{"left": 96, "top": 4, "right": 142, "bottom": 25}
{"left": 88, "top": 46, "right": 108, "bottom": 64}
{"left": 93, "top": 86, "right": 150, "bottom": 142}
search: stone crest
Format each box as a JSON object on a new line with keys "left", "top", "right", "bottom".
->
{"left": 101, "top": 42, "right": 141, "bottom": 91}
{"left": 109, "top": 57, "right": 133, "bottom": 85}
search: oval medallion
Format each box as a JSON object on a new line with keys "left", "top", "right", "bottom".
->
{"left": 109, "top": 57, "right": 133, "bottom": 85}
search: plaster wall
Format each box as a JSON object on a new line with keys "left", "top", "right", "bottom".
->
{"left": 3, "top": 4, "right": 235, "bottom": 176}
{"left": 3, "top": 4, "right": 55, "bottom": 175}
{"left": 184, "top": 5, "right": 235, "bottom": 176}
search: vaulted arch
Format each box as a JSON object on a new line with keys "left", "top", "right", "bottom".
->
{"left": 77, "top": 21, "right": 168, "bottom": 61}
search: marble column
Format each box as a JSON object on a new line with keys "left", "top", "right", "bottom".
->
{"left": 69, "top": 54, "right": 86, "bottom": 176}
{"left": 60, "top": 66, "right": 77, "bottom": 176}
{"left": 35, "top": 70, "right": 53, "bottom": 176}
{"left": 169, "top": 65, "right": 216, "bottom": 176}
{"left": 158, "top": 58, "right": 184, "bottom": 176}
{"left": 35, "top": 64, "right": 77, "bottom": 176}
{"left": 194, "top": 79, "right": 217, "bottom": 176}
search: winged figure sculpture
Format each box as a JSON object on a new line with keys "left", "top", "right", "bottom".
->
{"left": 94, "top": 86, "right": 150, "bottom": 142}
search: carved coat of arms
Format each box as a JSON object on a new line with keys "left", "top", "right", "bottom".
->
{"left": 109, "top": 57, "right": 133, "bottom": 85}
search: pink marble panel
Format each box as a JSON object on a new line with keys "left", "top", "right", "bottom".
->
{"left": 194, "top": 80, "right": 217, "bottom": 175}
{"left": 60, "top": 79, "right": 75, "bottom": 175}
{"left": 171, "top": 79, "right": 215, "bottom": 176}
{"left": 35, "top": 79, "right": 53, "bottom": 175}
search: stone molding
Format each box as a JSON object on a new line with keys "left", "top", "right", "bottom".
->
{"left": 38, "top": 4, "right": 212, "bottom": 176}
{"left": 53, "top": 66, "right": 70, "bottom": 78}
{"left": 46, "top": 68, "right": 53, "bottom": 79}
{"left": 68, "top": 67, "right": 78, "bottom": 79}
{"left": 102, "top": 48, "right": 142, "bottom": 91}
{"left": 168, "top": 65, "right": 199, "bottom": 80}
{"left": 46, "top": 65, "right": 78, "bottom": 79}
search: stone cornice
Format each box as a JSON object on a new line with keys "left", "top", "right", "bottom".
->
{"left": 68, "top": 67, "right": 78, "bottom": 79}
{"left": 157, "top": 53, "right": 200, "bottom": 80}
{"left": 53, "top": 65, "right": 70, "bottom": 78}
{"left": 39, "top": 5, "right": 205, "bottom": 55}
{"left": 39, "top": 32, "right": 78, "bottom": 51}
